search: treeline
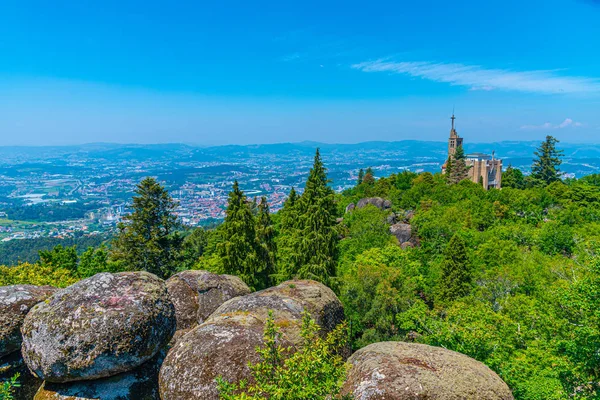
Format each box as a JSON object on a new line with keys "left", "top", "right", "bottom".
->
{"left": 3, "top": 201, "right": 99, "bottom": 222}
{"left": 4, "top": 137, "right": 600, "bottom": 399}
{"left": 0, "top": 235, "right": 108, "bottom": 265}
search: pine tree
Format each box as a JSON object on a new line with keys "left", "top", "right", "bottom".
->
{"left": 357, "top": 168, "right": 365, "bottom": 185}
{"left": 362, "top": 167, "right": 375, "bottom": 185}
{"left": 111, "top": 177, "right": 182, "bottom": 279}
{"left": 255, "top": 197, "right": 276, "bottom": 288}
{"left": 444, "top": 157, "right": 453, "bottom": 182}
{"left": 438, "top": 234, "right": 472, "bottom": 303}
{"left": 532, "top": 135, "right": 563, "bottom": 184}
{"left": 502, "top": 165, "right": 525, "bottom": 189}
{"left": 218, "top": 181, "right": 263, "bottom": 290}
{"left": 276, "top": 188, "right": 301, "bottom": 282}
{"left": 289, "top": 149, "right": 339, "bottom": 284}
{"left": 448, "top": 146, "right": 469, "bottom": 184}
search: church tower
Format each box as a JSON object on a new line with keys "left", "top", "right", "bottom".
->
{"left": 447, "top": 113, "right": 463, "bottom": 157}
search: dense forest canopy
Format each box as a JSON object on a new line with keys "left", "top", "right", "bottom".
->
{"left": 3, "top": 137, "right": 600, "bottom": 399}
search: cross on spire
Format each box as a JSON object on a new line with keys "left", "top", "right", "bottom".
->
{"left": 451, "top": 113, "right": 456, "bottom": 130}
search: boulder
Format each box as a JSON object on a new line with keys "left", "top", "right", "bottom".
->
{"left": 356, "top": 197, "right": 392, "bottom": 210}
{"left": 1, "top": 351, "right": 43, "bottom": 400}
{"left": 400, "top": 242, "right": 414, "bottom": 250}
{"left": 345, "top": 203, "right": 356, "bottom": 213}
{"left": 33, "top": 350, "right": 165, "bottom": 400}
{"left": 206, "top": 279, "right": 345, "bottom": 339}
{"left": 386, "top": 213, "right": 398, "bottom": 225}
{"left": 341, "top": 341, "right": 514, "bottom": 400}
{"left": 159, "top": 280, "right": 346, "bottom": 400}
{"left": 0, "top": 285, "right": 56, "bottom": 357}
{"left": 21, "top": 271, "right": 176, "bottom": 383}
{"left": 390, "top": 223, "right": 412, "bottom": 244}
{"left": 166, "top": 270, "right": 250, "bottom": 330}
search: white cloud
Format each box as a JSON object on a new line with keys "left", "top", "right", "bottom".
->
{"left": 351, "top": 59, "right": 600, "bottom": 94}
{"left": 520, "top": 118, "right": 585, "bottom": 130}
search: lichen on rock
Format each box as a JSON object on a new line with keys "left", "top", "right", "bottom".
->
{"left": 165, "top": 270, "right": 250, "bottom": 330}
{"left": 0, "top": 284, "right": 56, "bottom": 357}
{"left": 21, "top": 271, "right": 176, "bottom": 383}
{"left": 341, "top": 341, "right": 514, "bottom": 400}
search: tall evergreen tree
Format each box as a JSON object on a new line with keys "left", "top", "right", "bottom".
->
{"left": 532, "top": 135, "right": 563, "bottom": 184}
{"left": 362, "top": 167, "right": 375, "bottom": 185}
{"left": 255, "top": 197, "right": 276, "bottom": 288}
{"left": 444, "top": 156, "right": 454, "bottom": 182}
{"left": 276, "top": 188, "right": 301, "bottom": 282}
{"left": 289, "top": 149, "right": 339, "bottom": 284}
{"left": 218, "top": 181, "right": 264, "bottom": 290}
{"left": 357, "top": 168, "right": 365, "bottom": 185}
{"left": 438, "top": 234, "right": 472, "bottom": 303}
{"left": 111, "top": 177, "right": 182, "bottom": 278}
{"left": 448, "top": 146, "right": 469, "bottom": 184}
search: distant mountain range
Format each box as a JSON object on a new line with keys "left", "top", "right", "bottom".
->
{"left": 1, "top": 140, "right": 599, "bottom": 177}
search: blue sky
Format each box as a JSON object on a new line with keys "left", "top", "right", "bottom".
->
{"left": 1, "top": 0, "right": 599, "bottom": 145}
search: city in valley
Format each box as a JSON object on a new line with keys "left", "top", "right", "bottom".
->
{"left": 1, "top": 138, "right": 600, "bottom": 243}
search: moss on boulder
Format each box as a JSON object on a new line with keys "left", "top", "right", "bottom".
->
{"left": 165, "top": 270, "right": 250, "bottom": 330}
{"left": 341, "top": 341, "right": 514, "bottom": 400}
{"left": 21, "top": 272, "right": 176, "bottom": 383}
{"left": 158, "top": 279, "right": 346, "bottom": 400}
{"left": 0, "top": 284, "right": 57, "bottom": 357}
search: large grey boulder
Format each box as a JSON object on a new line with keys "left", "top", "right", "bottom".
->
{"left": 0, "top": 285, "right": 56, "bottom": 357}
{"left": 341, "top": 341, "right": 514, "bottom": 400}
{"left": 390, "top": 222, "right": 413, "bottom": 244}
{"left": 33, "top": 350, "right": 166, "bottom": 400}
{"left": 166, "top": 270, "right": 250, "bottom": 330}
{"left": 21, "top": 271, "right": 176, "bottom": 383}
{"left": 159, "top": 279, "right": 346, "bottom": 400}
{"left": 357, "top": 197, "right": 392, "bottom": 210}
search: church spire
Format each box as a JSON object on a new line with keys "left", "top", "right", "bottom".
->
{"left": 451, "top": 112, "right": 456, "bottom": 131}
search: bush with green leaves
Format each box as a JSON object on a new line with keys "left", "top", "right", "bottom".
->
{"left": 0, "top": 373, "right": 20, "bottom": 400}
{"left": 217, "top": 310, "right": 351, "bottom": 400}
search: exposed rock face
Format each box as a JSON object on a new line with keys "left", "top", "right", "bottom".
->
{"left": 165, "top": 270, "right": 250, "bottom": 330}
{"left": 0, "top": 285, "right": 56, "bottom": 357}
{"left": 345, "top": 203, "right": 356, "bottom": 213}
{"left": 390, "top": 223, "right": 413, "bottom": 245}
{"left": 1, "top": 351, "right": 43, "bottom": 400}
{"left": 159, "top": 279, "right": 345, "bottom": 400}
{"left": 341, "top": 341, "right": 514, "bottom": 400}
{"left": 33, "top": 350, "right": 166, "bottom": 400}
{"left": 357, "top": 197, "right": 392, "bottom": 210}
{"left": 21, "top": 271, "right": 176, "bottom": 383}
{"left": 386, "top": 213, "right": 398, "bottom": 225}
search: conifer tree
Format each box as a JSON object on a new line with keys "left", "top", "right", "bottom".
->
{"left": 448, "top": 146, "right": 469, "bottom": 184}
{"left": 290, "top": 149, "right": 339, "bottom": 284}
{"left": 502, "top": 165, "right": 525, "bottom": 189}
{"left": 444, "top": 156, "right": 453, "bottom": 182}
{"left": 111, "top": 177, "right": 182, "bottom": 278}
{"left": 438, "top": 234, "right": 472, "bottom": 303}
{"left": 357, "top": 168, "right": 365, "bottom": 185}
{"left": 218, "top": 181, "right": 264, "bottom": 290}
{"left": 362, "top": 167, "right": 375, "bottom": 185}
{"left": 255, "top": 196, "right": 276, "bottom": 288}
{"left": 276, "top": 188, "right": 301, "bottom": 282}
{"left": 532, "top": 135, "right": 563, "bottom": 184}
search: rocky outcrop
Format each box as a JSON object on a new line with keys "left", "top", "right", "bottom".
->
{"left": 356, "top": 197, "right": 392, "bottom": 210}
{"left": 341, "top": 341, "right": 514, "bottom": 400}
{"left": 345, "top": 203, "right": 356, "bottom": 213}
{"left": 166, "top": 270, "right": 250, "bottom": 330}
{"left": 390, "top": 222, "right": 413, "bottom": 245}
{"left": 21, "top": 271, "right": 176, "bottom": 383}
{"left": 33, "top": 350, "right": 166, "bottom": 400}
{"left": 0, "top": 285, "right": 56, "bottom": 357}
{"left": 159, "top": 279, "right": 346, "bottom": 400}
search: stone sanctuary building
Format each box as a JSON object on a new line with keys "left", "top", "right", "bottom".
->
{"left": 441, "top": 114, "right": 502, "bottom": 189}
